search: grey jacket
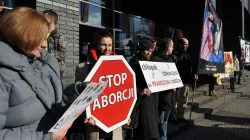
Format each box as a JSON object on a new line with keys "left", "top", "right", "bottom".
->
{"left": 0, "top": 41, "right": 63, "bottom": 140}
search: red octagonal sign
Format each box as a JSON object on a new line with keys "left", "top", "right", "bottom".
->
{"left": 85, "top": 55, "right": 137, "bottom": 133}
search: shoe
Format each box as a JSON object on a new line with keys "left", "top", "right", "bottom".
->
{"left": 209, "top": 90, "right": 216, "bottom": 96}
{"left": 237, "top": 82, "right": 242, "bottom": 85}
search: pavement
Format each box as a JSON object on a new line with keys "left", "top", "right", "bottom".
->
{"left": 172, "top": 71, "right": 250, "bottom": 140}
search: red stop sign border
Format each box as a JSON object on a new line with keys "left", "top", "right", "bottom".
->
{"left": 84, "top": 55, "right": 137, "bottom": 133}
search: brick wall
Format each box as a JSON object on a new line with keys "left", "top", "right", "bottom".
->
{"left": 36, "top": 0, "right": 80, "bottom": 86}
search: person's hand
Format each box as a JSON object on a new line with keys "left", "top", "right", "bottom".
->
{"left": 194, "top": 74, "right": 198, "bottom": 80}
{"left": 173, "top": 88, "right": 176, "bottom": 92}
{"left": 141, "top": 88, "right": 151, "bottom": 96}
{"left": 84, "top": 117, "right": 96, "bottom": 126}
{"left": 52, "top": 122, "right": 72, "bottom": 140}
{"left": 126, "top": 118, "right": 131, "bottom": 126}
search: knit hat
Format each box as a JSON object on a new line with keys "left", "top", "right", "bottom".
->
{"left": 137, "top": 38, "right": 154, "bottom": 51}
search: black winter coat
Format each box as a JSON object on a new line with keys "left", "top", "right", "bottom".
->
{"left": 151, "top": 51, "right": 176, "bottom": 111}
{"left": 129, "top": 56, "right": 160, "bottom": 140}
{"left": 174, "top": 51, "right": 193, "bottom": 84}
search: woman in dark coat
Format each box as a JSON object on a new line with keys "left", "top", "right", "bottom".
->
{"left": 129, "top": 38, "right": 160, "bottom": 140}
{"left": 65, "top": 30, "right": 117, "bottom": 140}
{"left": 151, "top": 38, "right": 177, "bottom": 139}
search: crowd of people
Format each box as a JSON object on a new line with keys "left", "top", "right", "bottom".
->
{"left": 0, "top": 7, "right": 246, "bottom": 140}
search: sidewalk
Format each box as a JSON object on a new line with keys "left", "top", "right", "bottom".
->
{"left": 172, "top": 79, "right": 250, "bottom": 140}
{"left": 167, "top": 70, "right": 250, "bottom": 139}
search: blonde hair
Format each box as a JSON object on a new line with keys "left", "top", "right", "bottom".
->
{"left": 0, "top": 7, "right": 49, "bottom": 54}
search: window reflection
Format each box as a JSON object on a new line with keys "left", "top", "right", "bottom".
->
{"left": 79, "top": 0, "right": 182, "bottom": 61}
{"left": 5, "top": 0, "right": 15, "bottom": 8}
{"left": 82, "top": 0, "right": 107, "bottom": 7}
{"left": 80, "top": 2, "right": 112, "bottom": 28}
{"left": 4, "top": 0, "right": 34, "bottom": 8}
{"left": 115, "top": 32, "right": 137, "bottom": 62}
{"left": 80, "top": 2, "right": 101, "bottom": 26}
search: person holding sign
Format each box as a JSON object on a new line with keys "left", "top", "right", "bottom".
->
{"left": 0, "top": 7, "right": 73, "bottom": 140}
{"left": 71, "top": 30, "right": 116, "bottom": 140}
{"left": 129, "top": 38, "right": 160, "bottom": 140}
{"left": 151, "top": 38, "right": 178, "bottom": 138}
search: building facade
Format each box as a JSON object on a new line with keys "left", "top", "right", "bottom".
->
{"left": 2, "top": 0, "right": 183, "bottom": 86}
{"left": 2, "top": 0, "right": 250, "bottom": 86}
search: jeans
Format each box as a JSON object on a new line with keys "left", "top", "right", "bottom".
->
{"left": 159, "top": 110, "right": 171, "bottom": 140}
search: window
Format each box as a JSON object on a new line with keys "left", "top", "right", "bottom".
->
{"left": 0, "top": 0, "right": 35, "bottom": 17}
{"left": 80, "top": 2, "right": 113, "bottom": 28}
{"left": 79, "top": 0, "right": 182, "bottom": 61}
{"left": 155, "top": 24, "right": 166, "bottom": 39}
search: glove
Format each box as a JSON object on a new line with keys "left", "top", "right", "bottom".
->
{"left": 75, "top": 81, "right": 91, "bottom": 95}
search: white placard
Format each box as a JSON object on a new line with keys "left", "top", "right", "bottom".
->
{"left": 49, "top": 81, "right": 108, "bottom": 132}
{"left": 139, "top": 61, "right": 183, "bottom": 93}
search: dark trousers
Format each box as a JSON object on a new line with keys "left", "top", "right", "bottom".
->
{"left": 230, "top": 77, "right": 235, "bottom": 91}
{"left": 234, "top": 71, "right": 239, "bottom": 82}
{"left": 159, "top": 90, "right": 178, "bottom": 121}
{"left": 209, "top": 76, "right": 216, "bottom": 92}
{"left": 238, "top": 70, "right": 244, "bottom": 83}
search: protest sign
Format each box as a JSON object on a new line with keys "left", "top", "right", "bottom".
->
{"left": 139, "top": 61, "right": 183, "bottom": 93}
{"left": 49, "top": 81, "right": 107, "bottom": 132}
{"left": 220, "top": 51, "right": 234, "bottom": 79}
{"left": 198, "top": 0, "right": 225, "bottom": 74}
{"left": 85, "top": 55, "right": 137, "bottom": 133}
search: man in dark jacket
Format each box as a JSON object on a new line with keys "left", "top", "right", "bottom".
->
{"left": 151, "top": 38, "right": 178, "bottom": 138}
{"left": 129, "top": 38, "right": 160, "bottom": 140}
{"left": 43, "top": 10, "right": 68, "bottom": 80}
{"left": 175, "top": 38, "right": 198, "bottom": 120}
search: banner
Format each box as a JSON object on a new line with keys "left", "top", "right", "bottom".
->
{"left": 49, "top": 81, "right": 107, "bottom": 132}
{"left": 239, "top": 37, "right": 250, "bottom": 63}
{"left": 139, "top": 61, "right": 183, "bottom": 93}
{"left": 220, "top": 51, "right": 234, "bottom": 79}
{"left": 198, "top": 0, "right": 225, "bottom": 74}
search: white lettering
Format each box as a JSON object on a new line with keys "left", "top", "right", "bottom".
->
{"left": 116, "top": 91, "right": 122, "bottom": 102}
{"left": 93, "top": 99, "right": 101, "bottom": 111}
{"left": 91, "top": 88, "right": 135, "bottom": 111}
{"left": 121, "top": 73, "right": 127, "bottom": 85}
{"left": 102, "top": 96, "right": 108, "bottom": 108}
{"left": 106, "top": 75, "right": 113, "bottom": 88}
{"left": 123, "top": 89, "right": 128, "bottom": 100}
{"left": 113, "top": 74, "right": 121, "bottom": 86}
{"left": 130, "top": 88, "right": 134, "bottom": 98}
{"left": 109, "top": 93, "right": 116, "bottom": 105}
{"left": 98, "top": 73, "right": 128, "bottom": 88}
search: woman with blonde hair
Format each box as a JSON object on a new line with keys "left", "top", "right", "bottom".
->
{"left": 0, "top": 7, "right": 73, "bottom": 140}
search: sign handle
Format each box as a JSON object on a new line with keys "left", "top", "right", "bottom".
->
{"left": 112, "top": 127, "right": 123, "bottom": 140}
{"left": 189, "top": 78, "right": 197, "bottom": 120}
